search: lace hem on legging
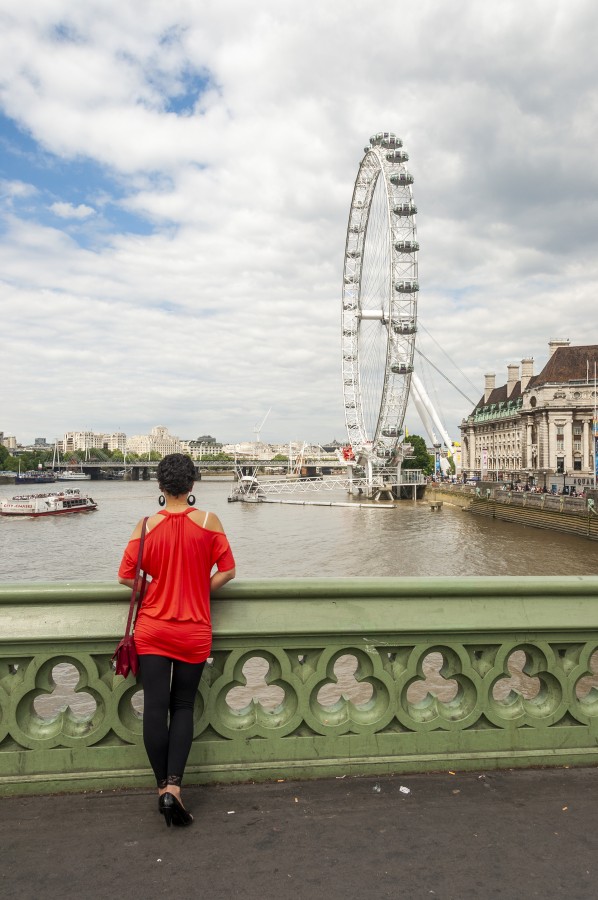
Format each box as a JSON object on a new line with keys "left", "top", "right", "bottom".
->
{"left": 157, "top": 775, "right": 182, "bottom": 788}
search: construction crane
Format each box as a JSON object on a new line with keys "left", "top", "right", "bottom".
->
{"left": 253, "top": 408, "right": 271, "bottom": 443}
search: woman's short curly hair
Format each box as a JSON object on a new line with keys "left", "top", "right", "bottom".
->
{"left": 157, "top": 453, "right": 196, "bottom": 496}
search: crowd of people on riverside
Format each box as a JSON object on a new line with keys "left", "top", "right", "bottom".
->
{"left": 428, "top": 474, "right": 588, "bottom": 498}
{"left": 498, "top": 482, "right": 587, "bottom": 498}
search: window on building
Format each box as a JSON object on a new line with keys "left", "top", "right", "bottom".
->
{"left": 556, "top": 428, "right": 564, "bottom": 452}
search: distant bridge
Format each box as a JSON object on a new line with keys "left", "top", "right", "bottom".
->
{"left": 44, "top": 458, "right": 347, "bottom": 480}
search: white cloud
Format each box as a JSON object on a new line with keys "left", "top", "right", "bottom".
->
{"left": 49, "top": 201, "right": 96, "bottom": 219}
{"left": 0, "top": 178, "right": 37, "bottom": 200}
{"left": 1, "top": 1, "right": 598, "bottom": 446}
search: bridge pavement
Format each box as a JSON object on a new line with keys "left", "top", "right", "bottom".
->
{"left": 1, "top": 768, "right": 595, "bottom": 899}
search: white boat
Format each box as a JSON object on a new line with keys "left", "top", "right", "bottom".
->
{"left": 54, "top": 470, "right": 92, "bottom": 481}
{"left": 228, "top": 474, "right": 265, "bottom": 502}
{"left": 0, "top": 489, "right": 97, "bottom": 517}
{"left": 51, "top": 443, "right": 91, "bottom": 480}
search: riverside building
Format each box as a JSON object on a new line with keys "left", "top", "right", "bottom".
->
{"left": 460, "top": 340, "right": 598, "bottom": 488}
{"left": 62, "top": 431, "right": 127, "bottom": 453}
{"left": 126, "top": 425, "right": 182, "bottom": 457}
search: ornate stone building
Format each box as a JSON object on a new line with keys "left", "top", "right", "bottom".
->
{"left": 126, "top": 426, "right": 182, "bottom": 456}
{"left": 460, "top": 340, "right": 598, "bottom": 488}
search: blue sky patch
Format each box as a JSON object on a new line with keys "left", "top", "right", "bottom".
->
{"left": 0, "top": 113, "right": 155, "bottom": 245}
{"left": 164, "top": 70, "right": 213, "bottom": 115}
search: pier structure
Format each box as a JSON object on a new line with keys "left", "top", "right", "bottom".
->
{"left": 228, "top": 468, "right": 426, "bottom": 504}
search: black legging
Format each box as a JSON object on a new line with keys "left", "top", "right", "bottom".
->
{"left": 139, "top": 654, "right": 205, "bottom": 786}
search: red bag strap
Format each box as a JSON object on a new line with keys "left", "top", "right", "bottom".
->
{"left": 123, "top": 517, "right": 148, "bottom": 638}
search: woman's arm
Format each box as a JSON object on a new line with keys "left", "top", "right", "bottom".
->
{"left": 118, "top": 516, "right": 154, "bottom": 589}
{"left": 211, "top": 567, "right": 236, "bottom": 593}
{"left": 118, "top": 577, "right": 136, "bottom": 589}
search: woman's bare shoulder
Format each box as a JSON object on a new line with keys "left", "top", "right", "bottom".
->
{"left": 188, "top": 509, "right": 226, "bottom": 533}
{"left": 146, "top": 513, "right": 164, "bottom": 533}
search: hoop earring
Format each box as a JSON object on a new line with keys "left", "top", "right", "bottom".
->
{"left": 187, "top": 494, "right": 196, "bottom": 506}
{"left": 158, "top": 494, "right": 166, "bottom": 507}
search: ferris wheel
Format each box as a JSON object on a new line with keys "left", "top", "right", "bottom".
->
{"left": 341, "top": 132, "right": 419, "bottom": 467}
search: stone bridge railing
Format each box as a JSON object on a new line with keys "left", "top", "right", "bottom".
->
{"left": 2, "top": 578, "right": 598, "bottom": 796}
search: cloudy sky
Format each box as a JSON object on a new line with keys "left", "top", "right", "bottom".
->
{"left": 1, "top": 1, "right": 597, "bottom": 447}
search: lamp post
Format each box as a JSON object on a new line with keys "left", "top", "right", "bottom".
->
{"left": 542, "top": 470, "right": 547, "bottom": 492}
{"left": 563, "top": 469, "right": 567, "bottom": 496}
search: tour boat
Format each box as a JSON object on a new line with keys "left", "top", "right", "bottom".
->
{"left": 54, "top": 470, "right": 92, "bottom": 481}
{"left": 0, "top": 489, "right": 98, "bottom": 517}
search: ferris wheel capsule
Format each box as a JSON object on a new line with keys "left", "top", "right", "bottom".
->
{"left": 395, "top": 280, "right": 419, "bottom": 293}
{"left": 395, "top": 240, "right": 419, "bottom": 253}
{"left": 370, "top": 132, "right": 404, "bottom": 148}
{"left": 390, "top": 172, "right": 414, "bottom": 186}
{"left": 386, "top": 149, "right": 409, "bottom": 163}
{"left": 393, "top": 202, "right": 417, "bottom": 217}
{"left": 392, "top": 318, "right": 417, "bottom": 335}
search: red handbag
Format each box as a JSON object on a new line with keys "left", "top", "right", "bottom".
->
{"left": 112, "top": 517, "right": 148, "bottom": 677}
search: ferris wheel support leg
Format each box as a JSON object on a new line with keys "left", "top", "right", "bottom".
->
{"left": 347, "top": 465, "right": 354, "bottom": 495}
{"left": 366, "top": 458, "right": 374, "bottom": 498}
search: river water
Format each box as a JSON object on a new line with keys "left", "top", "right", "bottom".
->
{"left": 1, "top": 477, "right": 597, "bottom": 581}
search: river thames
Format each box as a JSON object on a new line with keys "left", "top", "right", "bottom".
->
{"left": 0, "top": 478, "right": 596, "bottom": 582}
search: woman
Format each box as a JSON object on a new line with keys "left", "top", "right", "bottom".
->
{"left": 118, "top": 453, "right": 236, "bottom": 827}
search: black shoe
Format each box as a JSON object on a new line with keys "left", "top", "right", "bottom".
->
{"left": 158, "top": 791, "right": 193, "bottom": 827}
{"left": 169, "top": 792, "right": 194, "bottom": 827}
{"left": 159, "top": 792, "right": 174, "bottom": 828}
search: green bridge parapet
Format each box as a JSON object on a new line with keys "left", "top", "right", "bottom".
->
{"left": 2, "top": 578, "right": 598, "bottom": 796}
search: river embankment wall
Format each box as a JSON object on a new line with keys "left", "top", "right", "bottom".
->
{"left": 3, "top": 577, "right": 598, "bottom": 796}
{"left": 428, "top": 485, "right": 598, "bottom": 539}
